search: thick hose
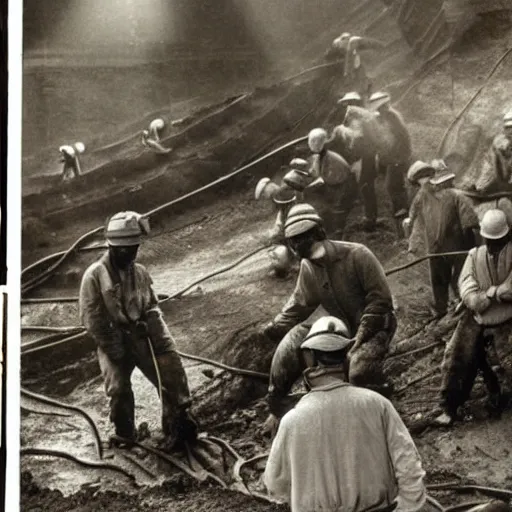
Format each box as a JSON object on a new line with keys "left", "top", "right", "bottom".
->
{"left": 20, "top": 448, "right": 136, "bottom": 483}
{"left": 21, "top": 331, "right": 88, "bottom": 356}
{"left": 20, "top": 388, "right": 103, "bottom": 459}
{"left": 444, "top": 503, "right": 489, "bottom": 512}
{"left": 21, "top": 405, "right": 71, "bottom": 418}
{"left": 160, "top": 245, "right": 267, "bottom": 303}
{"left": 146, "top": 336, "right": 163, "bottom": 400}
{"left": 385, "top": 251, "right": 469, "bottom": 276}
{"left": 427, "top": 485, "right": 512, "bottom": 501}
{"left": 437, "top": 48, "right": 512, "bottom": 157}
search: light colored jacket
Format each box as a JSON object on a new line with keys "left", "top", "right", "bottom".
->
{"left": 273, "top": 240, "right": 393, "bottom": 337}
{"left": 408, "top": 185, "right": 478, "bottom": 253}
{"left": 459, "top": 242, "right": 512, "bottom": 325}
{"left": 475, "top": 134, "right": 512, "bottom": 194}
{"left": 79, "top": 252, "right": 174, "bottom": 360}
{"left": 263, "top": 376, "right": 426, "bottom": 512}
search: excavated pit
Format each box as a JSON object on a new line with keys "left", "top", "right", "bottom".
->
{"left": 21, "top": 3, "right": 512, "bottom": 511}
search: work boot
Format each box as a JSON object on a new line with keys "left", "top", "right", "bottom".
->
{"left": 485, "top": 391, "right": 504, "bottom": 419}
{"left": 158, "top": 409, "right": 199, "bottom": 453}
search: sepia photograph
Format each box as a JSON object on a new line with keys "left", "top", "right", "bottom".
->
{"left": 17, "top": 0, "right": 512, "bottom": 511}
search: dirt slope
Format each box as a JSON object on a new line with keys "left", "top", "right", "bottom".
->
{"left": 20, "top": 3, "right": 512, "bottom": 511}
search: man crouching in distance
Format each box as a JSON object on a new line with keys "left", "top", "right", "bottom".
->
{"left": 261, "top": 203, "right": 397, "bottom": 431}
{"left": 263, "top": 316, "right": 427, "bottom": 512}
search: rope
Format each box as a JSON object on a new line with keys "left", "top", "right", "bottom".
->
{"left": 436, "top": 47, "right": 512, "bottom": 157}
{"left": 20, "top": 388, "right": 103, "bottom": 459}
{"left": 384, "top": 251, "right": 469, "bottom": 276}
{"left": 20, "top": 448, "right": 136, "bottom": 483}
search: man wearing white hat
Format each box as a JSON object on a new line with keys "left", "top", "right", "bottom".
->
{"left": 328, "top": 95, "right": 380, "bottom": 231}
{"left": 263, "top": 316, "right": 427, "bottom": 512}
{"left": 434, "top": 209, "right": 512, "bottom": 426}
{"left": 262, "top": 203, "right": 396, "bottom": 420}
{"left": 79, "top": 211, "right": 197, "bottom": 450}
{"left": 306, "top": 127, "right": 357, "bottom": 239}
{"left": 474, "top": 111, "right": 512, "bottom": 194}
{"left": 59, "top": 142, "right": 85, "bottom": 181}
{"left": 405, "top": 160, "right": 479, "bottom": 317}
{"left": 368, "top": 91, "right": 411, "bottom": 228}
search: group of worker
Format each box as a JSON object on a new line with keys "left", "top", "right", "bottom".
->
{"left": 74, "top": 32, "right": 512, "bottom": 512}
{"left": 59, "top": 118, "right": 171, "bottom": 181}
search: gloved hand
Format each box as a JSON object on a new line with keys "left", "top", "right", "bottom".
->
{"left": 261, "top": 414, "right": 280, "bottom": 439}
{"left": 486, "top": 286, "right": 498, "bottom": 300}
{"left": 260, "top": 321, "right": 285, "bottom": 342}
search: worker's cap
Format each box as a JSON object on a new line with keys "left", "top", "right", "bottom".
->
{"left": 284, "top": 203, "right": 323, "bottom": 238}
{"left": 105, "top": 211, "right": 150, "bottom": 246}
{"left": 337, "top": 91, "right": 362, "bottom": 105}
{"left": 289, "top": 158, "right": 309, "bottom": 172}
{"left": 74, "top": 142, "right": 85, "bottom": 154}
{"left": 149, "top": 118, "right": 165, "bottom": 130}
{"left": 272, "top": 186, "right": 297, "bottom": 205}
{"left": 480, "top": 209, "right": 510, "bottom": 240}
{"left": 368, "top": 91, "right": 391, "bottom": 111}
{"left": 301, "top": 316, "right": 353, "bottom": 352}
{"left": 503, "top": 111, "right": 512, "bottom": 127}
{"left": 429, "top": 168, "right": 455, "bottom": 185}
{"left": 59, "top": 145, "right": 75, "bottom": 156}
{"left": 308, "top": 128, "right": 328, "bottom": 153}
{"left": 407, "top": 160, "right": 435, "bottom": 184}
{"left": 283, "top": 169, "right": 311, "bottom": 192}
{"left": 255, "top": 177, "right": 280, "bottom": 200}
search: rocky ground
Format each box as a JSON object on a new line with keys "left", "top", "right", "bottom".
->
{"left": 20, "top": 2, "right": 512, "bottom": 510}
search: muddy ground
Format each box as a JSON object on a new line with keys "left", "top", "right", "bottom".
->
{"left": 20, "top": 2, "right": 512, "bottom": 511}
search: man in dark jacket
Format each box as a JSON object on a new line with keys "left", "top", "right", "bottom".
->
{"left": 262, "top": 203, "right": 396, "bottom": 421}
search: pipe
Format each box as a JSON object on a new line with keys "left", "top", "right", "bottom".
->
{"left": 20, "top": 388, "right": 103, "bottom": 459}
{"left": 21, "top": 406, "right": 71, "bottom": 418}
{"left": 428, "top": 485, "right": 512, "bottom": 501}
{"left": 21, "top": 297, "right": 80, "bottom": 304}
{"left": 176, "top": 351, "right": 269, "bottom": 380}
{"left": 21, "top": 331, "right": 88, "bottom": 356}
{"left": 160, "top": 245, "right": 268, "bottom": 303}
{"left": 20, "top": 448, "right": 136, "bottom": 483}
{"left": 386, "top": 342, "right": 443, "bottom": 360}
{"left": 384, "top": 251, "right": 469, "bottom": 276}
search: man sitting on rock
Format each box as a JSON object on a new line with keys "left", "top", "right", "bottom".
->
{"left": 434, "top": 209, "right": 512, "bottom": 426}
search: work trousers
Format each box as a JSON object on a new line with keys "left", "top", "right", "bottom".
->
{"left": 385, "top": 162, "right": 409, "bottom": 216}
{"left": 97, "top": 336, "right": 191, "bottom": 439}
{"left": 267, "top": 314, "right": 396, "bottom": 417}
{"left": 439, "top": 310, "right": 509, "bottom": 416}
{"left": 429, "top": 254, "right": 466, "bottom": 315}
